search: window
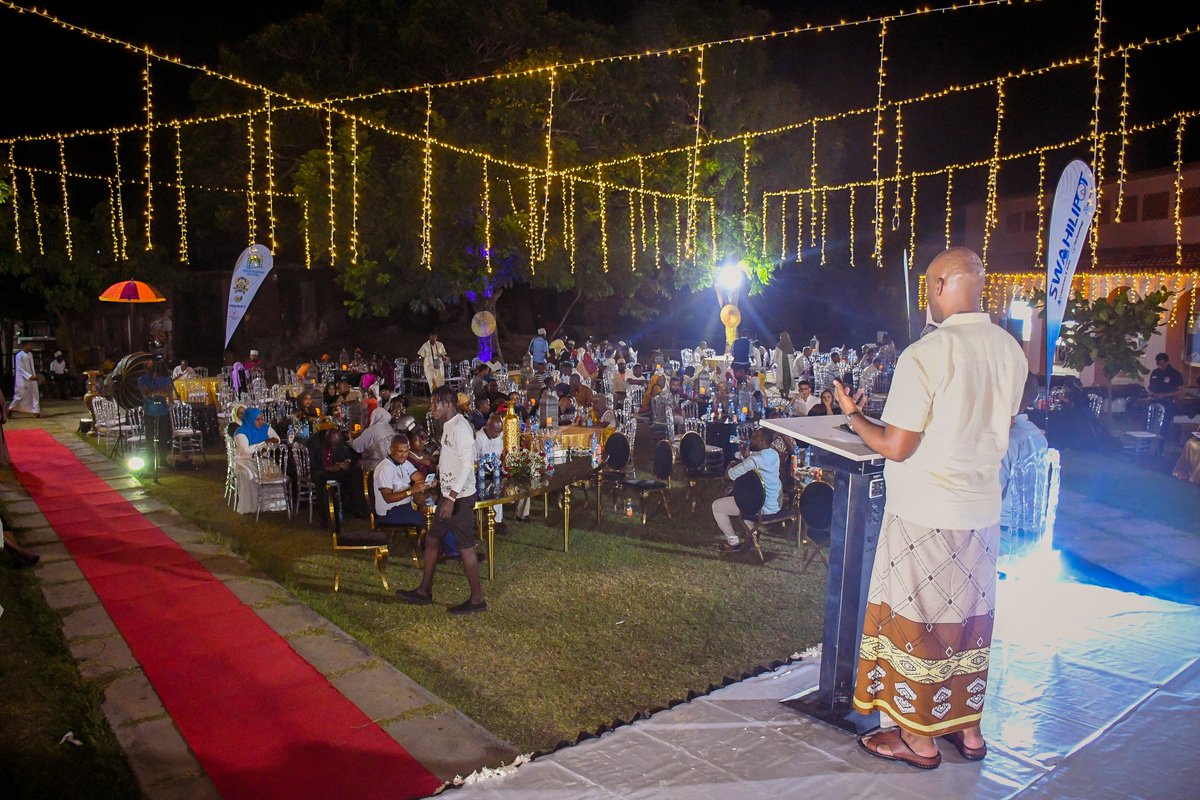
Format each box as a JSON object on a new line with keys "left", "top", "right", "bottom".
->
{"left": 1181, "top": 187, "right": 1200, "bottom": 217}
{"left": 1006, "top": 212, "right": 1022, "bottom": 234}
{"left": 1142, "top": 191, "right": 1169, "bottom": 220}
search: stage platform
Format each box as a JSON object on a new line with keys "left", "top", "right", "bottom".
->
{"left": 449, "top": 576, "right": 1200, "bottom": 798}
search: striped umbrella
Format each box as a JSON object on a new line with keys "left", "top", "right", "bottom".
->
{"left": 99, "top": 279, "right": 167, "bottom": 351}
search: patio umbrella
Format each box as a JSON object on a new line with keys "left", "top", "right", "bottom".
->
{"left": 99, "top": 279, "right": 166, "bottom": 351}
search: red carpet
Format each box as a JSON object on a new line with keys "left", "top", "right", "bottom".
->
{"left": 9, "top": 429, "right": 442, "bottom": 800}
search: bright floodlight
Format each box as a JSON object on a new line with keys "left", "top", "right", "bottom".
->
{"left": 718, "top": 262, "right": 743, "bottom": 291}
{"left": 127, "top": 456, "right": 145, "bottom": 472}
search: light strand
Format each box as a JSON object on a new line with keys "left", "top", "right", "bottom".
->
{"left": 246, "top": 113, "right": 256, "bottom": 247}
{"left": 629, "top": 190, "right": 637, "bottom": 273}
{"left": 539, "top": 71, "right": 555, "bottom": 261}
{"left": 809, "top": 123, "right": 819, "bottom": 248}
{"left": 709, "top": 198, "right": 717, "bottom": 264}
{"left": 350, "top": 118, "right": 359, "bottom": 264}
{"left": 944, "top": 168, "right": 954, "bottom": 248}
{"left": 26, "top": 169, "right": 43, "bottom": 254}
{"left": 55, "top": 136, "right": 72, "bottom": 259}
{"left": 907, "top": 175, "right": 918, "bottom": 264}
{"left": 302, "top": 198, "right": 312, "bottom": 270}
{"left": 982, "top": 79, "right": 1006, "bottom": 268}
{"left": 796, "top": 191, "right": 804, "bottom": 264}
{"left": 872, "top": 19, "right": 888, "bottom": 267}
{"left": 326, "top": 110, "right": 337, "bottom": 266}
{"left": 526, "top": 171, "right": 538, "bottom": 271}
{"left": 1114, "top": 51, "right": 1130, "bottom": 221}
{"left": 819, "top": 190, "right": 827, "bottom": 266}
{"left": 568, "top": 176, "right": 577, "bottom": 273}
{"left": 684, "top": 47, "right": 706, "bottom": 262}
{"left": 638, "top": 157, "right": 648, "bottom": 253}
{"left": 848, "top": 185, "right": 857, "bottom": 267}
{"left": 482, "top": 156, "right": 492, "bottom": 274}
{"left": 420, "top": 87, "right": 433, "bottom": 268}
{"left": 674, "top": 197, "right": 682, "bottom": 268}
{"left": 1175, "top": 115, "right": 1186, "bottom": 272}
{"left": 106, "top": 178, "right": 119, "bottom": 260}
{"left": 652, "top": 194, "right": 661, "bottom": 269}
{"left": 780, "top": 192, "right": 787, "bottom": 261}
{"left": 760, "top": 193, "right": 769, "bottom": 258}
{"left": 112, "top": 134, "right": 128, "bottom": 260}
{"left": 142, "top": 54, "right": 153, "bottom": 250}
{"left": 893, "top": 106, "right": 904, "bottom": 231}
{"left": 1035, "top": 152, "right": 1047, "bottom": 270}
{"left": 742, "top": 135, "right": 751, "bottom": 249}
{"left": 174, "top": 123, "right": 187, "bottom": 263}
{"left": 598, "top": 167, "right": 608, "bottom": 272}
{"left": 1088, "top": 0, "right": 1104, "bottom": 264}
{"left": 7, "top": 145, "right": 20, "bottom": 252}
{"left": 265, "top": 94, "right": 276, "bottom": 252}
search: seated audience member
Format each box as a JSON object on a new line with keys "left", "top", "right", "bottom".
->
{"left": 503, "top": 391, "right": 528, "bottom": 422}
{"left": 1148, "top": 352, "right": 1184, "bottom": 414}
{"left": 468, "top": 396, "right": 491, "bottom": 430}
{"left": 711, "top": 428, "right": 782, "bottom": 553}
{"left": 350, "top": 407, "right": 395, "bottom": 472}
{"left": 570, "top": 373, "right": 594, "bottom": 410}
{"left": 807, "top": 389, "right": 837, "bottom": 416}
{"left": 321, "top": 381, "right": 340, "bottom": 415}
{"left": 374, "top": 433, "right": 430, "bottom": 526}
{"left": 470, "top": 364, "right": 491, "bottom": 399}
{"left": 999, "top": 374, "right": 1050, "bottom": 530}
{"left": 474, "top": 414, "right": 507, "bottom": 532}
{"left": 860, "top": 357, "right": 884, "bottom": 396}
{"left": 611, "top": 362, "right": 628, "bottom": 396}
{"left": 791, "top": 380, "right": 820, "bottom": 416}
{"left": 556, "top": 384, "right": 576, "bottom": 423}
{"left": 652, "top": 375, "right": 685, "bottom": 430}
{"left": 626, "top": 363, "right": 648, "bottom": 388}
{"left": 233, "top": 408, "right": 283, "bottom": 516}
{"left": 592, "top": 394, "right": 616, "bottom": 428}
{"left": 310, "top": 429, "right": 366, "bottom": 519}
{"left": 171, "top": 358, "right": 195, "bottom": 380}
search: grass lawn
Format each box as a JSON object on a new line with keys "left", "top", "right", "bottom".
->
{"left": 99, "top": 433, "right": 826, "bottom": 753}
{"left": 0, "top": 520, "right": 139, "bottom": 798}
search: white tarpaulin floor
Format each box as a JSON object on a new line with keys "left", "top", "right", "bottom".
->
{"left": 447, "top": 577, "right": 1200, "bottom": 799}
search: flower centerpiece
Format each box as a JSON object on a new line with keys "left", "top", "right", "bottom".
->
{"left": 503, "top": 447, "right": 549, "bottom": 488}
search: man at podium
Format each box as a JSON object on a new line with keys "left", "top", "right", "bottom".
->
{"left": 832, "top": 247, "right": 1026, "bottom": 769}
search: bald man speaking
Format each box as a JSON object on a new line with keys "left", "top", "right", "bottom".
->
{"left": 832, "top": 247, "right": 1026, "bottom": 769}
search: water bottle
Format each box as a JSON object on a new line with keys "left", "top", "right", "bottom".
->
{"left": 492, "top": 459, "right": 502, "bottom": 484}
{"left": 590, "top": 433, "right": 599, "bottom": 467}
{"left": 477, "top": 460, "right": 487, "bottom": 491}
{"left": 287, "top": 421, "right": 296, "bottom": 443}
{"left": 624, "top": 497, "right": 633, "bottom": 519}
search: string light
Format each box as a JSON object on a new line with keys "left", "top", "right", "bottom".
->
{"left": 142, "top": 54, "right": 153, "bottom": 250}
{"left": 539, "top": 71, "right": 555, "bottom": 261}
{"left": 1088, "top": 0, "right": 1104, "bottom": 265}
{"left": 760, "top": 193, "right": 769, "bottom": 258}
{"left": 893, "top": 106, "right": 904, "bottom": 231}
{"left": 174, "top": 124, "right": 187, "bottom": 263}
{"left": 709, "top": 197, "right": 718, "bottom": 265}
{"left": 796, "top": 192, "right": 804, "bottom": 264}
{"left": 819, "top": 189, "right": 828, "bottom": 266}
{"left": 982, "top": 79, "right": 1006, "bottom": 268}
{"left": 809, "top": 123, "right": 818, "bottom": 248}
{"left": 7, "top": 145, "right": 19, "bottom": 252}
{"left": 526, "top": 171, "right": 538, "bottom": 270}
{"left": 1114, "top": 51, "right": 1130, "bottom": 221}
{"left": 598, "top": 167, "right": 608, "bottom": 272}
{"left": 349, "top": 118, "right": 359, "bottom": 264}
{"left": 1174, "top": 115, "right": 1186, "bottom": 273}
{"left": 482, "top": 156, "right": 491, "bottom": 274}
{"left": 908, "top": 175, "right": 918, "bottom": 265}
{"left": 685, "top": 47, "right": 706, "bottom": 262}
{"left": 420, "top": 87, "right": 433, "bottom": 268}
{"left": 264, "top": 94, "right": 276, "bottom": 252}
{"left": 944, "top": 168, "right": 954, "bottom": 249}
{"left": 26, "top": 169, "right": 43, "bottom": 254}
{"left": 780, "top": 193, "right": 787, "bottom": 261}
{"left": 1034, "top": 152, "right": 1046, "bottom": 270}
{"left": 849, "top": 185, "right": 857, "bottom": 267}
{"left": 674, "top": 197, "right": 682, "bottom": 268}
{"left": 567, "top": 176, "right": 577, "bottom": 273}
{"left": 872, "top": 19, "right": 888, "bottom": 267}
{"left": 650, "top": 194, "right": 661, "bottom": 269}
{"left": 742, "top": 135, "right": 752, "bottom": 248}
{"left": 112, "top": 134, "right": 127, "bottom": 260}
{"left": 55, "top": 137, "right": 72, "bottom": 258}
{"left": 106, "top": 178, "right": 119, "bottom": 260}
{"left": 326, "top": 110, "right": 337, "bottom": 266}
{"left": 246, "top": 114, "right": 256, "bottom": 247}
{"left": 302, "top": 197, "right": 312, "bottom": 270}
{"left": 638, "top": 158, "right": 648, "bottom": 253}
{"left": 629, "top": 190, "right": 637, "bottom": 272}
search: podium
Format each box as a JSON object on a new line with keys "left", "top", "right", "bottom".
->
{"left": 760, "top": 415, "right": 886, "bottom": 734}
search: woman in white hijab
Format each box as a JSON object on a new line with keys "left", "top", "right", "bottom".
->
{"left": 349, "top": 407, "right": 394, "bottom": 472}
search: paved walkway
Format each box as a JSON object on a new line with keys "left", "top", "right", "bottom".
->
{"left": 1, "top": 407, "right": 516, "bottom": 799}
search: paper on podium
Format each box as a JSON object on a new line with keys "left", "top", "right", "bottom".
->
{"left": 760, "top": 415, "right": 883, "bottom": 463}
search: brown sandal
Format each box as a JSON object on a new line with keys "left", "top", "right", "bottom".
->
{"left": 942, "top": 730, "right": 987, "bottom": 761}
{"left": 857, "top": 728, "right": 942, "bottom": 770}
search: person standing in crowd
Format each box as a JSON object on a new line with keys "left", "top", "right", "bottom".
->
{"left": 860, "top": 356, "right": 884, "bottom": 396}
{"left": 417, "top": 332, "right": 448, "bottom": 391}
{"left": 529, "top": 328, "right": 550, "bottom": 373}
{"left": 396, "top": 385, "right": 486, "bottom": 614}
{"left": 9, "top": 340, "right": 40, "bottom": 418}
{"left": 244, "top": 349, "right": 263, "bottom": 372}
{"left": 774, "top": 332, "right": 795, "bottom": 395}
{"left": 48, "top": 350, "right": 70, "bottom": 399}
{"left": 834, "top": 247, "right": 1026, "bottom": 769}
{"left": 138, "top": 357, "right": 174, "bottom": 460}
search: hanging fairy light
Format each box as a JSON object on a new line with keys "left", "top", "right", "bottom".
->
{"left": 1174, "top": 115, "right": 1186, "bottom": 274}
{"left": 539, "top": 70, "right": 555, "bottom": 261}
{"left": 674, "top": 197, "right": 682, "bottom": 268}
{"left": 174, "top": 123, "right": 187, "bottom": 263}
{"left": 780, "top": 193, "right": 788, "bottom": 261}
{"left": 246, "top": 114, "right": 256, "bottom": 247}
{"left": 893, "top": 106, "right": 904, "bottom": 231}
{"left": 326, "top": 110, "right": 337, "bottom": 266}
{"left": 652, "top": 195, "right": 661, "bottom": 269}
{"left": 142, "top": 54, "right": 153, "bottom": 250}
{"left": 742, "top": 135, "right": 751, "bottom": 248}
{"left": 481, "top": 156, "right": 491, "bottom": 274}
{"left": 982, "top": 79, "right": 1006, "bottom": 268}
{"left": 597, "top": 166, "right": 608, "bottom": 273}
{"left": 809, "top": 123, "right": 819, "bottom": 248}
{"left": 760, "top": 193, "right": 769, "bottom": 258}
{"left": 7, "top": 144, "right": 19, "bottom": 252}
{"left": 302, "top": 197, "right": 312, "bottom": 270}
{"left": 685, "top": 47, "right": 706, "bottom": 261}
{"left": 1114, "top": 51, "right": 1130, "bottom": 221}
{"left": 944, "top": 167, "right": 954, "bottom": 249}
{"left": 26, "top": 169, "right": 43, "bottom": 254}
{"left": 1034, "top": 152, "right": 1046, "bottom": 270}
{"left": 849, "top": 185, "right": 857, "bottom": 268}
{"left": 106, "top": 178, "right": 119, "bottom": 260}
{"left": 872, "top": 19, "right": 888, "bottom": 268}
{"left": 55, "top": 136, "right": 72, "bottom": 259}
{"left": 819, "top": 189, "right": 828, "bottom": 266}
{"left": 264, "top": 94, "right": 276, "bottom": 253}
{"left": 420, "top": 87, "right": 433, "bottom": 268}
{"left": 796, "top": 192, "right": 804, "bottom": 263}
{"left": 350, "top": 118, "right": 359, "bottom": 264}
{"left": 709, "top": 199, "right": 718, "bottom": 263}
{"left": 112, "top": 133, "right": 127, "bottom": 260}
{"left": 567, "top": 176, "right": 577, "bottom": 273}
{"left": 908, "top": 175, "right": 918, "bottom": 266}
{"left": 638, "top": 157, "right": 648, "bottom": 253}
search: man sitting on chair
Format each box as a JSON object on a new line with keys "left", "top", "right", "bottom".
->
{"left": 711, "top": 428, "right": 782, "bottom": 553}
{"left": 374, "top": 434, "right": 429, "bottom": 527}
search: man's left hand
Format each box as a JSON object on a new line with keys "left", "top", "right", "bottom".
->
{"left": 833, "top": 380, "right": 858, "bottom": 416}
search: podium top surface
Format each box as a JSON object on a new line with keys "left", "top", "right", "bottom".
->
{"left": 760, "top": 415, "right": 884, "bottom": 463}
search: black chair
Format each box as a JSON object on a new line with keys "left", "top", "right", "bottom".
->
{"left": 729, "top": 471, "right": 798, "bottom": 564}
{"left": 366, "top": 467, "right": 425, "bottom": 568}
{"left": 326, "top": 480, "right": 392, "bottom": 592}
{"left": 797, "top": 481, "right": 833, "bottom": 574}
{"left": 679, "top": 430, "right": 709, "bottom": 512}
{"left": 622, "top": 439, "right": 673, "bottom": 524}
{"left": 600, "top": 431, "right": 631, "bottom": 508}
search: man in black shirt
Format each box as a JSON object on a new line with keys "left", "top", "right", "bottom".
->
{"left": 1149, "top": 353, "right": 1183, "bottom": 398}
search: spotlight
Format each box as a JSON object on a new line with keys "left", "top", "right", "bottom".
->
{"left": 127, "top": 455, "right": 146, "bottom": 472}
{"left": 718, "top": 261, "right": 744, "bottom": 291}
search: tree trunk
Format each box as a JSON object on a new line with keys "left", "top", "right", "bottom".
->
{"left": 472, "top": 288, "right": 504, "bottom": 365}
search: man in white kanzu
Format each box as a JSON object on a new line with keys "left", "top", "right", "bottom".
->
{"left": 417, "top": 332, "right": 448, "bottom": 391}
{"left": 9, "top": 341, "right": 41, "bottom": 418}
{"left": 396, "top": 385, "right": 485, "bottom": 614}
{"left": 833, "top": 247, "right": 1026, "bottom": 770}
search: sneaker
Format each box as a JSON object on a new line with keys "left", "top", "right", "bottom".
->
{"left": 448, "top": 598, "right": 488, "bottom": 615}
{"left": 717, "top": 540, "right": 747, "bottom": 553}
{"left": 395, "top": 587, "right": 433, "bottom": 605}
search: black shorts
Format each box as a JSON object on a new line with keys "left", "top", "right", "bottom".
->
{"left": 428, "top": 495, "right": 477, "bottom": 550}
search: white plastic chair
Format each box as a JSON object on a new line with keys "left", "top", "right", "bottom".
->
{"left": 1123, "top": 403, "right": 1166, "bottom": 457}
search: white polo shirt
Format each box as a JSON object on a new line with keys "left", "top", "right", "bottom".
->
{"left": 880, "top": 312, "right": 1027, "bottom": 530}
{"left": 373, "top": 457, "right": 418, "bottom": 516}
